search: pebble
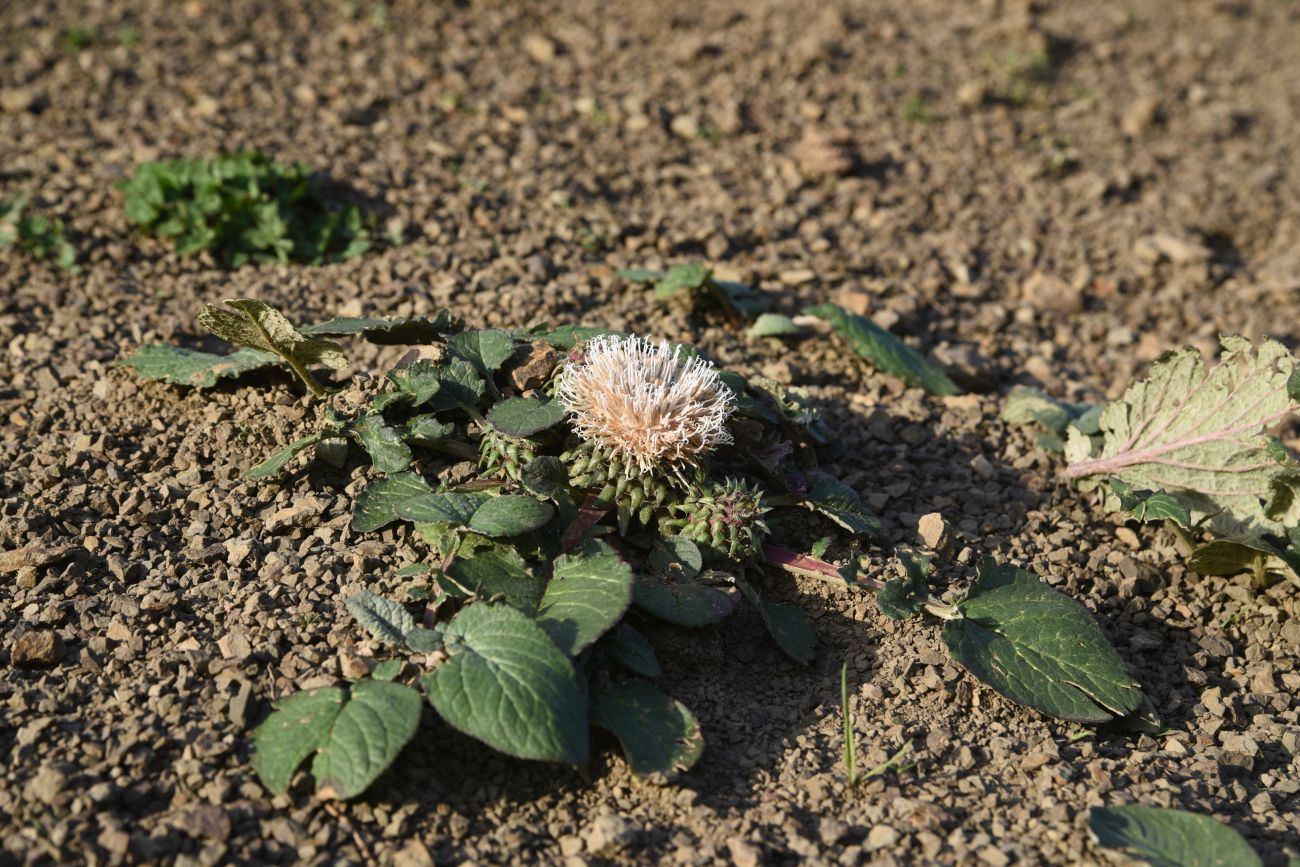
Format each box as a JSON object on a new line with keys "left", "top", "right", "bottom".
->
{"left": 11, "top": 630, "right": 65, "bottom": 668}
{"left": 726, "top": 837, "right": 760, "bottom": 867}
{"left": 866, "top": 825, "right": 900, "bottom": 850}
{"left": 24, "top": 766, "right": 66, "bottom": 806}
{"left": 583, "top": 813, "right": 632, "bottom": 854}
{"left": 917, "top": 512, "right": 952, "bottom": 555}
{"left": 1020, "top": 272, "right": 1083, "bottom": 314}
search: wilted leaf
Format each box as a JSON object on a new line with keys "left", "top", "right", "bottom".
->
{"left": 487, "top": 397, "right": 566, "bottom": 438}
{"left": 806, "top": 302, "right": 961, "bottom": 396}
{"left": 352, "top": 472, "right": 434, "bottom": 532}
{"left": 591, "top": 679, "right": 704, "bottom": 777}
{"left": 536, "top": 539, "right": 633, "bottom": 656}
{"left": 942, "top": 560, "right": 1141, "bottom": 723}
{"left": 120, "top": 345, "right": 283, "bottom": 389}
{"left": 1089, "top": 805, "right": 1262, "bottom": 867}
{"left": 199, "top": 299, "right": 348, "bottom": 397}
{"left": 423, "top": 604, "right": 588, "bottom": 763}
{"left": 1064, "top": 336, "right": 1299, "bottom": 543}
{"left": 252, "top": 680, "right": 422, "bottom": 799}
{"left": 345, "top": 591, "right": 415, "bottom": 648}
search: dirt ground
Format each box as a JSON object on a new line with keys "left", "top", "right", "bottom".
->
{"left": 2, "top": 0, "right": 1299, "bottom": 864}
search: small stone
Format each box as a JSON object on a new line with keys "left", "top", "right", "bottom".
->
{"left": 834, "top": 286, "right": 873, "bottom": 316}
{"left": 11, "top": 630, "right": 66, "bottom": 668}
{"left": 969, "top": 454, "right": 995, "bottom": 479}
{"left": 583, "top": 814, "right": 632, "bottom": 854}
{"left": 669, "top": 114, "right": 699, "bottom": 139}
{"left": 523, "top": 34, "right": 556, "bottom": 64}
{"left": 558, "top": 836, "right": 583, "bottom": 857}
{"left": 24, "top": 766, "right": 66, "bottom": 806}
{"left": 509, "top": 341, "right": 560, "bottom": 391}
{"left": 726, "top": 837, "right": 760, "bottom": 867}
{"left": 97, "top": 827, "right": 131, "bottom": 858}
{"left": 105, "top": 621, "right": 132, "bottom": 642}
{"left": 978, "top": 846, "right": 1011, "bottom": 867}
{"left": 173, "top": 804, "right": 231, "bottom": 841}
{"left": 779, "top": 268, "right": 817, "bottom": 286}
{"left": 339, "top": 647, "right": 376, "bottom": 680}
{"left": 0, "top": 544, "right": 73, "bottom": 573}
{"left": 1021, "top": 272, "right": 1082, "bottom": 314}
{"left": 265, "top": 495, "right": 326, "bottom": 532}
{"left": 1120, "top": 96, "right": 1160, "bottom": 137}
{"left": 917, "top": 513, "right": 952, "bottom": 555}
{"left": 792, "top": 127, "right": 856, "bottom": 179}
{"left": 866, "top": 825, "right": 900, "bottom": 850}
{"left": 1115, "top": 527, "right": 1140, "bottom": 549}
{"left": 228, "top": 680, "right": 254, "bottom": 729}
{"left": 392, "top": 839, "right": 435, "bottom": 867}
{"left": 957, "top": 81, "right": 986, "bottom": 107}
{"left": 0, "top": 87, "right": 44, "bottom": 114}
{"left": 217, "top": 630, "right": 252, "bottom": 661}
{"left": 225, "top": 539, "right": 254, "bottom": 567}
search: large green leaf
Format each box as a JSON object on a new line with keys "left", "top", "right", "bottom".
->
{"left": 403, "top": 414, "right": 455, "bottom": 449}
{"left": 606, "top": 624, "right": 661, "bottom": 678}
{"left": 349, "top": 413, "right": 413, "bottom": 474}
{"left": 805, "top": 302, "right": 960, "bottom": 396}
{"left": 1064, "top": 336, "right": 1300, "bottom": 542}
{"left": 345, "top": 591, "right": 415, "bottom": 649}
{"left": 591, "top": 679, "right": 704, "bottom": 777}
{"left": 394, "top": 492, "right": 491, "bottom": 526}
{"left": 941, "top": 560, "right": 1141, "bottom": 723}
{"left": 351, "top": 472, "right": 434, "bottom": 532}
{"left": 487, "top": 397, "right": 566, "bottom": 438}
{"left": 120, "top": 345, "right": 283, "bottom": 389}
{"left": 252, "top": 680, "right": 422, "bottom": 799}
{"left": 423, "top": 604, "right": 587, "bottom": 763}
{"left": 536, "top": 540, "right": 634, "bottom": 656}
{"left": 633, "top": 574, "right": 738, "bottom": 627}
{"left": 427, "top": 357, "right": 486, "bottom": 412}
{"left": 303, "top": 311, "right": 462, "bottom": 344}
{"left": 516, "top": 323, "right": 626, "bottom": 350}
{"left": 467, "top": 496, "right": 555, "bottom": 538}
{"left": 1089, "top": 806, "right": 1263, "bottom": 867}
{"left": 374, "top": 360, "right": 442, "bottom": 412}
{"left": 199, "top": 299, "right": 348, "bottom": 397}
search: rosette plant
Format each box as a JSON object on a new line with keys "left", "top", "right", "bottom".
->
{"left": 123, "top": 298, "right": 1141, "bottom": 802}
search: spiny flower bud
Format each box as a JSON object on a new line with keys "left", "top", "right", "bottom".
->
{"left": 661, "top": 478, "right": 770, "bottom": 564}
{"left": 556, "top": 335, "right": 735, "bottom": 483}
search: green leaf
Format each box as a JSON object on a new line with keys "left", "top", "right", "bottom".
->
{"left": 591, "top": 679, "right": 704, "bottom": 777}
{"left": 516, "top": 323, "right": 626, "bottom": 350}
{"left": 1002, "top": 385, "right": 1097, "bottom": 439}
{"left": 1108, "top": 480, "right": 1192, "bottom": 527}
{"left": 942, "top": 560, "right": 1142, "bottom": 723}
{"left": 652, "top": 263, "right": 712, "bottom": 300}
{"left": 371, "top": 660, "right": 403, "bottom": 681}
{"left": 521, "top": 455, "right": 570, "bottom": 499}
{"left": 120, "top": 345, "right": 283, "bottom": 389}
{"left": 349, "top": 413, "right": 413, "bottom": 474}
{"left": 403, "top": 414, "right": 455, "bottom": 448}
{"left": 1064, "top": 336, "right": 1300, "bottom": 543}
{"left": 615, "top": 267, "right": 663, "bottom": 283}
{"left": 633, "top": 573, "right": 738, "bottom": 627}
{"left": 803, "top": 477, "right": 881, "bottom": 536}
{"left": 375, "top": 360, "right": 442, "bottom": 411}
{"left": 243, "top": 433, "right": 324, "bottom": 480}
{"left": 806, "top": 302, "right": 961, "bottom": 396}
{"left": 877, "top": 551, "right": 931, "bottom": 620}
{"left": 536, "top": 540, "right": 634, "bottom": 656}
{"left": 736, "top": 577, "right": 816, "bottom": 664}
{"left": 406, "top": 627, "right": 442, "bottom": 654}
{"left": 444, "top": 545, "right": 545, "bottom": 612}
{"left": 198, "top": 299, "right": 348, "bottom": 397}
{"left": 747, "top": 313, "right": 799, "bottom": 338}
{"left": 1188, "top": 538, "right": 1300, "bottom": 583}
{"left": 606, "top": 624, "right": 661, "bottom": 678}
{"left": 303, "top": 311, "right": 462, "bottom": 344}
{"left": 423, "top": 604, "right": 588, "bottom": 764}
{"left": 427, "top": 357, "right": 486, "bottom": 412}
{"left": 309, "top": 681, "right": 422, "bottom": 799}
{"left": 647, "top": 536, "right": 703, "bottom": 579}
{"left": 467, "top": 496, "right": 555, "bottom": 538}
{"left": 447, "top": 329, "right": 515, "bottom": 380}
{"left": 1089, "top": 806, "right": 1263, "bottom": 867}
{"left": 252, "top": 686, "right": 345, "bottom": 795}
{"left": 487, "top": 397, "right": 566, "bottom": 438}
{"left": 352, "top": 471, "right": 434, "bottom": 532}
{"left": 395, "top": 491, "right": 491, "bottom": 526}
{"left": 345, "top": 591, "right": 415, "bottom": 649}
{"left": 252, "top": 680, "right": 422, "bottom": 799}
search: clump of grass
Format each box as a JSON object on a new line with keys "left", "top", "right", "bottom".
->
{"left": 0, "top": 195, "right": 78, "bottom": 272}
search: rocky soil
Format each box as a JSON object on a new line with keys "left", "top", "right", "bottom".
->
{"left": 2, "top": 0, "right": 1299, "bottom": 864}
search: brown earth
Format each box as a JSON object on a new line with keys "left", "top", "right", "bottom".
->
{"left": 2, "top": 0, "right": 1299, "bottom": 865}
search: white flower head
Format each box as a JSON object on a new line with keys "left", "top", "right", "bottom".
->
{"left": 557, "top": 335, "right": 735, "bottom": 478}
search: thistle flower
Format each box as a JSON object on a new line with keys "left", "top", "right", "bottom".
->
{"left": 556, "top": 335, "right": 735, "bottom": 481}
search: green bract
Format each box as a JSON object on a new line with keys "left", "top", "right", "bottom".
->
{"left": 124, "top": 298, "right": 1144, "bottom": 802}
